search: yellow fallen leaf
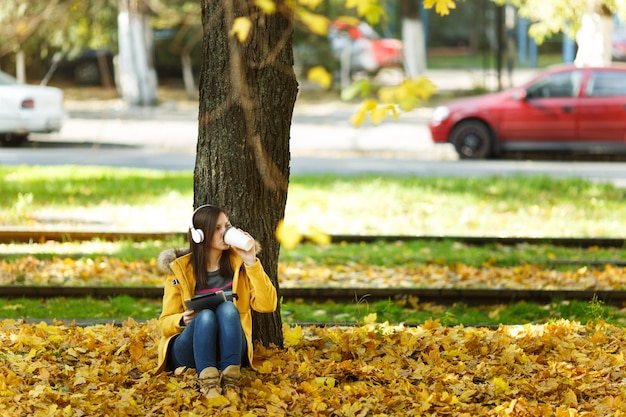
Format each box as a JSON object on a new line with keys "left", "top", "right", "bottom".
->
{"left": 363, "top": 313, "right": 377, "bottom": 324}
{"left": 202, "top": 395, "right": 230, "bottom": 407}
{"left": 284, "top": 324, "right": 303, "bottom": 348}
{"left": 314, "top": 376, "right": 336, "bottom": 388}
{"left": 257, "top": 360, "right": 273, "bottom": 374}
{"left": 28, "top": 384, "right": 46, "bottom": 398}
{"left": 3, "top": 318, "right": 626, "bottom": 414}
{"left": 73, "top": 375, "right": 87, "bottom": 386}
{"left": 458, "top": 389, "right": 476, "bottom": 402}
{"left": 27, "top": 348, "right": 38, "bottom": 359}
{"left": 562, "top": 388, "right": 578, "bottom": 407}
{"left": 492, "top": 376, "right": 509, "bottom": 394}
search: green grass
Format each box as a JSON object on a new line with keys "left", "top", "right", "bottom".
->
{"left": 1, "top": 296, "right": 623, "bottom": 327}
{"left": 4, "top": 166, "right": 625, "bottom": 237}
{"left": 426, "top": 52, "right": 564, "bottom": 70}
{"left": 2, "top": 166, "right": 191, "bottom": 207}
{"left": 279, "top": 240, "right": 626, "bottom": 269}
{"left": 0, "top": 296, "right": 162, "bottom": 320}
{"left": 2, "top": 166, "right": 626, "bottom": 325}
{"left": 282, "top": 296, "right": 623, "bottom": 326}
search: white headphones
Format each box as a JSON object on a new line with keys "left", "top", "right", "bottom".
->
{"left": 189, "top": 204, "right": 215, "bottom": 243}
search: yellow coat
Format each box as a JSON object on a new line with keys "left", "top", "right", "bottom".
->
{"left": 155, "top": 249, "right": 277, "bottom": 374}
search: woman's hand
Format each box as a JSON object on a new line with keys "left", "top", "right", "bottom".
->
{"left": 181, "top": 309, "right": 196, "bottom": 326}
{"left": 231, "top": 229, "right": 256, "bottom": 266}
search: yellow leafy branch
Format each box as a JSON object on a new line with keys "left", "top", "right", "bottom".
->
{"left": 423, "top": 0, "right": 457, "bottom": 16}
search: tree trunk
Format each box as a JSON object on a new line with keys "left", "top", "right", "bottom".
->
{"left": 15, "top": 49, "right": 26, "bottom": 83}
{"left": 180, "top": 52, "right": 196, "bottom": 99}
{"left": 196, "top": 0, "right": 298, "bottom": 348}
{"left": 117, "top": 0, "right": 159, "bottom": 106}
{"left": 96, "top": 49, "right": 115, "bottom": 89}
{"left": 574, "top": 2, "right": 614, "bottom": 67}
{"left": 401, "top": 0, "right": 425, "bottom": 77}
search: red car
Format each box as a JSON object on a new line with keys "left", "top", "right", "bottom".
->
{"left": 428, "top": 64, "right": 626, "bottom": 159}
{"left": 328, "top": 20, "right": 403, "bottom": 74}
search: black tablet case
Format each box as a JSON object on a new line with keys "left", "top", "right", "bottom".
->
{"left": 184, "top": 290, "right": 227, "bottom": 311}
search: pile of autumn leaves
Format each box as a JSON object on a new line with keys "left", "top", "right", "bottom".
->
{"left": 3, "top": 255, "right": 626, "bottom": 415}
{"left": 2, "top": 255, "right": 626, "bottom": 290}
{"left": 2, "top": 316, "right": 626, "bottom": 416}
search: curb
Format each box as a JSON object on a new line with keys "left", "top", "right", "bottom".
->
{"left": 3, "top": 286, "right": 625, "bottom": 305}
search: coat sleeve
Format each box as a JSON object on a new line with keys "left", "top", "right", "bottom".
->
{"left": 158, "top": 275, "right": 186, "bottom": 337}
{"left": 244, "top": 260, "right": 277, "bottom": 313}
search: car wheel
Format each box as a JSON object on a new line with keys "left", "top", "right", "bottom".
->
{"left": 0, "top": 133, "right": 28, "bottom": 147}
{"left": 450, "top": 121, "right": 492, "bottom": 159}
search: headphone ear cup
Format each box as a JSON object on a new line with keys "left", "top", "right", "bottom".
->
{"left": 190, "top": 204, "right": 213, "bottom": 243}
{"left": 190, "top": 227, "right": 204, "bottom": 243}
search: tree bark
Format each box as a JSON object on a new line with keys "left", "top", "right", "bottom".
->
{"left": 196, "top": 0, "right": 298, "bottom": 348}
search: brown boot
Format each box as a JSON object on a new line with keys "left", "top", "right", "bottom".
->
{"left": 221, "top": 365, "right": 242, "bottom": 403}
{"left": 198, "top": 367, "right": 221, "bottom": 399}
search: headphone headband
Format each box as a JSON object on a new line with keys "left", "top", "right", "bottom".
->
{"left": 189, "top": 204, "right": 215, "bottom": 243}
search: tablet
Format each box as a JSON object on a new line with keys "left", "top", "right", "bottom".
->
{"left": 184, "top": 290, "right": 227, "bottom": 311}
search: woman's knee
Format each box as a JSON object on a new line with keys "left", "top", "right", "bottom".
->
{"left": 194, "top": 309, "right": 217, "bottom": 327}
{"left": 217, "top": 302, "right": 240, "bottom": 321}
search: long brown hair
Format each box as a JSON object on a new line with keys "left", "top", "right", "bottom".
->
{"left": 188, "top": 205, "right": 234, "bottom": 287}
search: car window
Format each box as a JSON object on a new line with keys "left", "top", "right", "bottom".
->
{"left": 585, "top": 70, "right": 626, "bottom": 96}
{"left": 0, "top": 70, "right": 18, "bottom": 86}
{"left": 526, "top": 71, "right": 583, "bottom": 99}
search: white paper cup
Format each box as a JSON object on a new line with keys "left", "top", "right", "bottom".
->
{"left": 224, "top": 227, "right": 254, "bottom": 251}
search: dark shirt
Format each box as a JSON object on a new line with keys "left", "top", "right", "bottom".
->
{"left": 196, "top": 270, "right": 232, "bottom": 295}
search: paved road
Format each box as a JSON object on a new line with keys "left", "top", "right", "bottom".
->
{"left": 14, "top": 95, "right": 458, "bottom": 168}
{"left": 5, "top": 145, "right": 626, "bottom": 187}
{"left": 2, "top": 68, "right": 625, "bottom": 187}
{"left": 22, "top": 67, "right": 541, "bottom": 158}
{"left": 25, "top": 99, "right": 452, "bottom": 157}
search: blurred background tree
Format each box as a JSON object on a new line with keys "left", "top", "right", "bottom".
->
{"left": 0, "top": 0, "right": 117, "bottom": 84}
{"left": 493, "top": 0, "right": 626, "bottom": 67}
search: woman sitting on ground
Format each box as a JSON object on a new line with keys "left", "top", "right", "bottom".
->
{"left": 154, "top": 204, "right": 277, "bottom": 402}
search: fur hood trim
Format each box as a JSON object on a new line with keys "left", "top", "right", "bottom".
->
{"left": 157, "top": 247, "right": 189, "bottom": 273}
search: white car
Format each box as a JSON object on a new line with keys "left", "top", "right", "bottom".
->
{"left": 0, "top": 70, "right": 65, "bottom": 146}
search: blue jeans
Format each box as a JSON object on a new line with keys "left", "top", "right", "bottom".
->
{"left": 167, "top": 301, "right": 246, "bottom": 374}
